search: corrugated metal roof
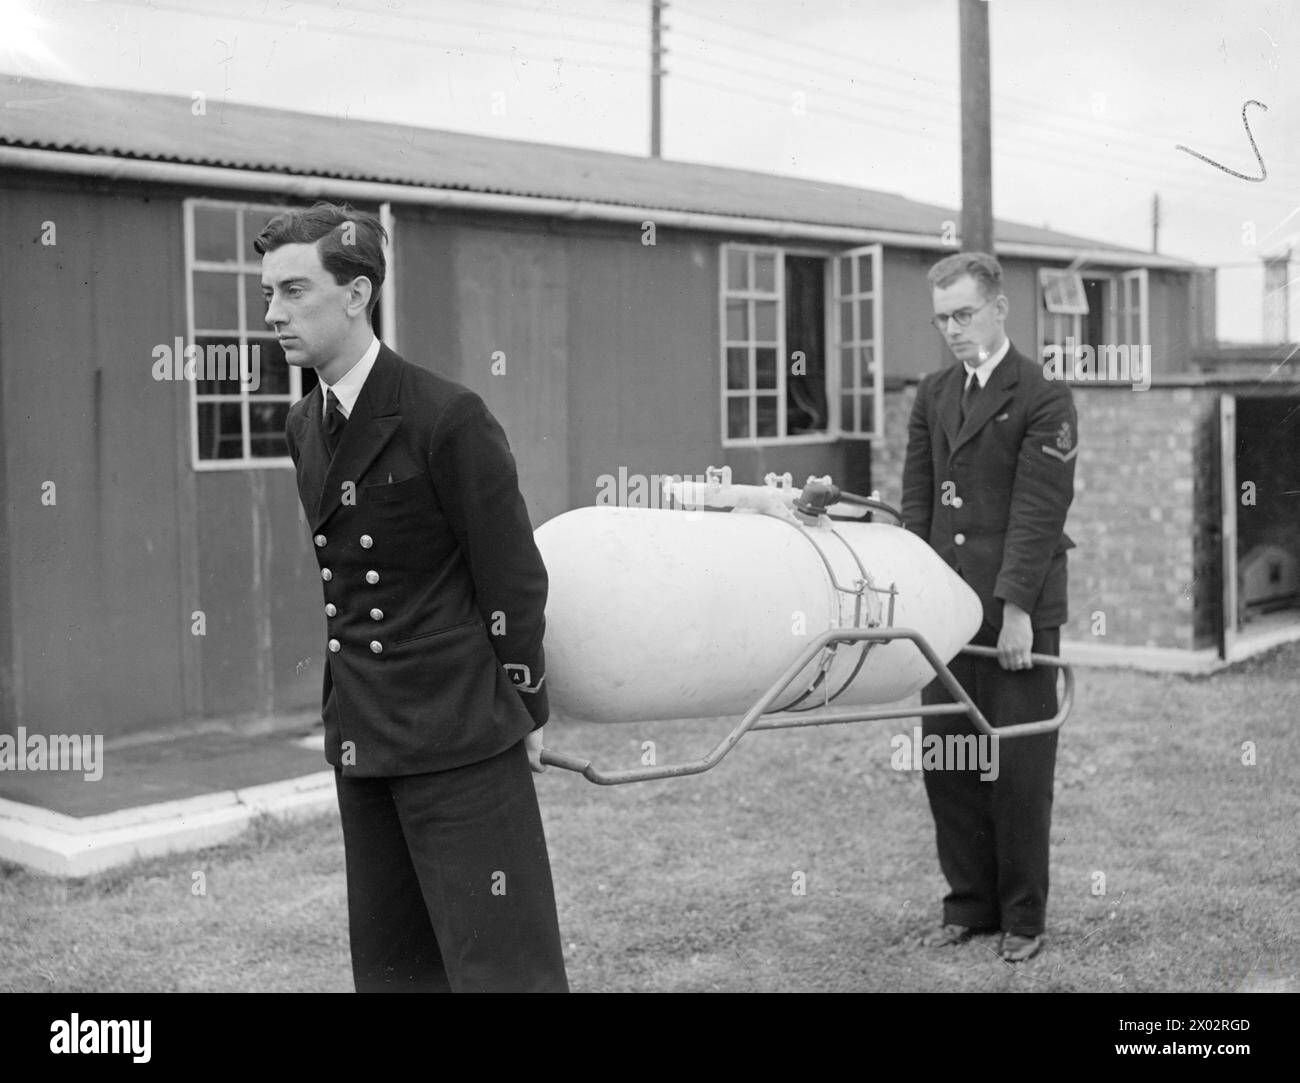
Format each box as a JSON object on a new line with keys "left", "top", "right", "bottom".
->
{"left": 1, "top": 75, "right": 1151, "bottom": 256}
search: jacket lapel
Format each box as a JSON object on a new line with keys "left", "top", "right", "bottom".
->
{"left": 950, "top": 344, "right": 1020, "bottom": 457}
{"left": 313, "top": 345, "right": 403, "bottom": 528}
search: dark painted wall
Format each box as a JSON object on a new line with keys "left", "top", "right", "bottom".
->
{"left": 1150, "top": 269, "right": 1194, "bottom": 375}
{"left": 0, "top": 177, "right": 321, "bottom": 739}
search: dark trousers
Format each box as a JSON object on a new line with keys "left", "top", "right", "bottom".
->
{"left": 333, "top": 739, "right": 569, "bottom": 992}
{"left": 920, "top": 624, "right": 1060, "bottom": 937}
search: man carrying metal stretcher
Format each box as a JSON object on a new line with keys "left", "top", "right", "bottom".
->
{"left": 902, "top": 252, "right": 1078, "bottom": 963}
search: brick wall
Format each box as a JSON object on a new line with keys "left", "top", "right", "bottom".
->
{"left": 873, "top": 381, "right": 916, "bottom": 511}
{"left": 876, "top": 382, "right": 1207, "bottom": 650}
{"left": 1064, "top": 386, "right": 1199, "bottom": 649}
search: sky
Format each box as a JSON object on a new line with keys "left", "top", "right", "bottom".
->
{"left": 3, "top": 0, "right": 1298, "bottom": 341}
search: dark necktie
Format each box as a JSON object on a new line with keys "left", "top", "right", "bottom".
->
{"left": 324, "top": 390, "right": 347, "bottom": 457}
{"left": 960, "top": 373, "right": 980, "bottom": 425}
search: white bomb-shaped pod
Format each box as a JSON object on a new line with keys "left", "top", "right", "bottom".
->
{"left": 534, "top": 470, "right": 983, "bottom": 724}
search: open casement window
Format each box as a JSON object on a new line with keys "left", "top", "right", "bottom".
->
{"left": 1037, "top": 268, "right": 1126, "bottom": 363}
{"left": 1037, "top": 268, "right": 1084, "bottom": 362}
{"left": 719, "top": 242, "right": 881, "bottom": 444}
{"left": 721, "top": 242, "right": 837, "bottom": 444}
{"left": 1119, "top": 268, "right": 1149, "bottom": 346}
{"left": 831, "top": 244, "right": 884, "bottom": 440}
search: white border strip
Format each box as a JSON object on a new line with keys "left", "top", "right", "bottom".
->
{"left": 0, "top": 771, "right": 337, "bottom": 878}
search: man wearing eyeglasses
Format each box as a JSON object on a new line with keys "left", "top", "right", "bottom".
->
{"left": 901, "top": 252, "right": 1077, "bottom": 963}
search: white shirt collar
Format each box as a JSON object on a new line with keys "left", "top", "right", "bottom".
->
{"left": 963, "top": 336, "right": 1011, "bottom": 387}
{"left": 319, "top": 336, "right": 381, "bottom": 419}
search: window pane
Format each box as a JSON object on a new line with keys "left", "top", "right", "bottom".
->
{"left": 193, "top": 205, "right": 236, "bottom": 263}
{"left": 727, "top": 396, "right": 750, "bottom": 439}
{"left": 250, "top": 336, "right": 289, "bottom": 395}
{"left": 726, "top": 347, "right": 750, "bottom": 390}
{"left": 858, "top": 298, "right": 873, "bottom": 342}
{"left": 249, "top": 401, "right": 291, "bottom": 456}
{"left": 840, "top": 301, "right": 854, "bottom": 344}
{"left": 197, "top": 401, "right": 245, "bottom": 460}
{"left": 243, "top": 208, "right": 277, "bottom": 262}
{"left": 841, "top": 347, "right": 856, "bottom": 390}
{"left": 754, "top": 301, "right": 777, "bottom": 342}
{"left": 859, "top": 393, "right": 874, "bottom": 434}
{"left": 838, "top": 257, "right": 852, "bottom": 297}
{"left": 194, "top": 271, "right": 239, "bottom": 330}
{"left": 754, "top": 253, "right": 775, "bottom": 293}
{"left": 859, "top": 344, "right": 874, "bottom": 381}
{"left": 755, "top": 395, "right": 779, "bottom": 437}
{"left": 194, "top": 336, "right": 247, "bottom": 395}
{"left": 755, "top": 348, "right": 777, "bottom": 390}
{"left": 245, "top": 273, "right": 271, "bottom": 332}
{"left": 726, "top": 300, "right": 748, "bottom": 342}
{"left": 841, "top": 394, "right": 857, "bottom": 432}
{"left": 856, "top": 251, "right": 873, "bottom": 291}
{"left": 727, "top": 248, "right": 749, "bottom": 291}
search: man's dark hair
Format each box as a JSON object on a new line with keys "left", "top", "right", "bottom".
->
{"left": 927, "top": 251, "right": 1004, "bottom": 301}
{"left": 254, "top": 202, "right": 388, "bottom": 317}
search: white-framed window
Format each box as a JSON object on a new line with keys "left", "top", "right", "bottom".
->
{"left": 718, "top": 241, "right": 883, "bottom": 446}
{"left": 1036, "top": 267, "right": 1152, "bottom": 362}
{"left": 185, "top": 198, "right": 306, "bottom": 470}
{"left": 721, "top": 244, "right": 785, "bottom": 442}
{"left": 831, "top": 244, "right": 883, "bottom": 440}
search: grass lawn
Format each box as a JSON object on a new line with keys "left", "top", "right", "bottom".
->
{"left": 2, "top": 642, "right": 1297, "bottom": 993}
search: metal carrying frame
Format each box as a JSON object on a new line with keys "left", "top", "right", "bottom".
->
{"left": 539, "top": 627, "right": 1074, "bottom": 785}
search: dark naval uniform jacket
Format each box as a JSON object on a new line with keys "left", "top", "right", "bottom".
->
{"left": 285, "top": 344, "right": 548, "bottom": 778}
{"left": 901, "top": 343, "right": 1077, "bottom": 629}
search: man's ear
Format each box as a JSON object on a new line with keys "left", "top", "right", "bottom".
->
{"left": 347, "top": 276, "right": 374, "bottom": 317}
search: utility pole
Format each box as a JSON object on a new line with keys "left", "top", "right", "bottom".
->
{"left": 958, "top": 0, "right": 993, "bottom": 254}
{"left": 651, "top": 0, "right": 668, "bottom": 158}
{"left": 1151, "top": 192, "right": 1161, "bottom": 254}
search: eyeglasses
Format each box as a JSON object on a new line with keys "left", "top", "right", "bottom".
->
{"left": 931, "top": 299, "right": 993, "bottom": 331}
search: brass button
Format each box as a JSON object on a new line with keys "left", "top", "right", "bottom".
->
{"left": 369, "top": 640, "right": 383, "bottom": 654}
{"left": 370, "top": 608, "right": 383, "bottom": 621}
{"left": 954, "top": 533, "right": 966, "bottom": 546}
{"left": 328, "top": 638, "right": 341, "bottom": 653}
{"left": 321, "top": 568, "right": 333, "bottom": 581}
{"left": 314, "top": 534, "right": 327, "bottom": 548}
{"left": 365, "top": 570, "right": 379, "bottom": 585}
{"left": 325, "top": 603, "right": 337, "bottom": 618}
{"left": 360, "top": 534, "right": 374, "bottom": 549}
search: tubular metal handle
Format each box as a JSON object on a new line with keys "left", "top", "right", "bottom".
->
{"left": 536, "top": 628, "right": 1075, "bottom": 784}
{"left": 957, "top": 644, "right": 1074, "bottom": 738}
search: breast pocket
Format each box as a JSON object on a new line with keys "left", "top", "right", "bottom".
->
{"left": 359, "top": 474, "right": 428, "bottom": 510}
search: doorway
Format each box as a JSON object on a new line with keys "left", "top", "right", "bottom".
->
{"left": 1220, "top": 393, "right": 1300, "bottom": 658}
